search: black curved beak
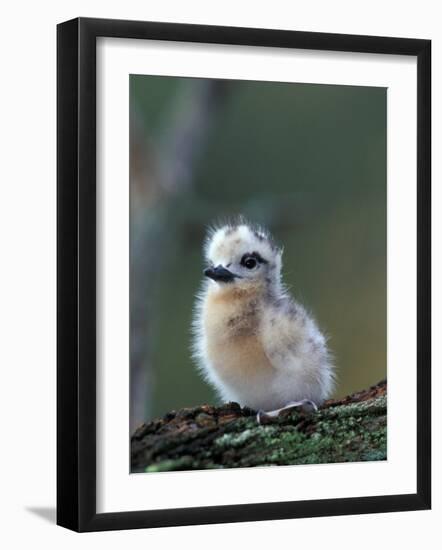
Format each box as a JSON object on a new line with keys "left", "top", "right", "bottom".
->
{"left": 204, "top": 265, "right": 237, "bottom": 283}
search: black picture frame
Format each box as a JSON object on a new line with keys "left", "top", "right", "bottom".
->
{"left": 57, "top": 17, "right": 431, "bottom": 532}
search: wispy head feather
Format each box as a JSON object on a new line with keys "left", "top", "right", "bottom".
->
{"left": 204, "top": 217, "right": 282, "bottom": 264}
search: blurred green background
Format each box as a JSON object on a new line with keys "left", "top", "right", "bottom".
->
{"left": 129, "top": 75, "right": 386, "bottom": 429}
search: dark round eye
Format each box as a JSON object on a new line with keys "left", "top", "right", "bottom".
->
{"left": 242, "top": 256, "right": 257, "bottom": 269}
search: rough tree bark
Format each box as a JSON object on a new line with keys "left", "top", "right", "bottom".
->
{"left": 131, "top": 380, "right": 387, "bottom": 473}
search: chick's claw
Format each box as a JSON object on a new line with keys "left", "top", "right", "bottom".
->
{"left": 256, "top": 399, "right": 318, "bottom": 424}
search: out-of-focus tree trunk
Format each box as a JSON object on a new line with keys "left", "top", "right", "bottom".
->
{"left": 130, "top": 80, "right": 230, "bottom": 430}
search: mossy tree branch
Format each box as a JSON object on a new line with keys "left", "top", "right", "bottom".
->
{"left": 131, "top": 381, "right": 387, "bottom": 473}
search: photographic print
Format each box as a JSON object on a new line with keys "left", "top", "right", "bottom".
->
{"left": 57, "top": 18, "right": 430, "bottom": 531}
{"left": 129, "top": 75, "right": 387, "bottom": 473}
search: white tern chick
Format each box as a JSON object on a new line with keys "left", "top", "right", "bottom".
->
{"left": 192, "top": 221, "right": 335, "bottom": 419}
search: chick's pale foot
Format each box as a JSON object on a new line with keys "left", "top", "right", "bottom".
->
{"left": 256, "top": 399, "right": 318, "bottom": 424}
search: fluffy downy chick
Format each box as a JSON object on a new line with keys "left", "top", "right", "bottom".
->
{"left": 192, "top": 221, "right": 335, "bottom": 416}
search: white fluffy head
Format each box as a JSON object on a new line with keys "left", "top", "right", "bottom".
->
{"left": 203, "top": 220, "right": 283, "bottom": 292}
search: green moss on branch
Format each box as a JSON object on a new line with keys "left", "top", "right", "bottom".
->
{"left": 131, "top": 381, "right": 387, "bottom": 473}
